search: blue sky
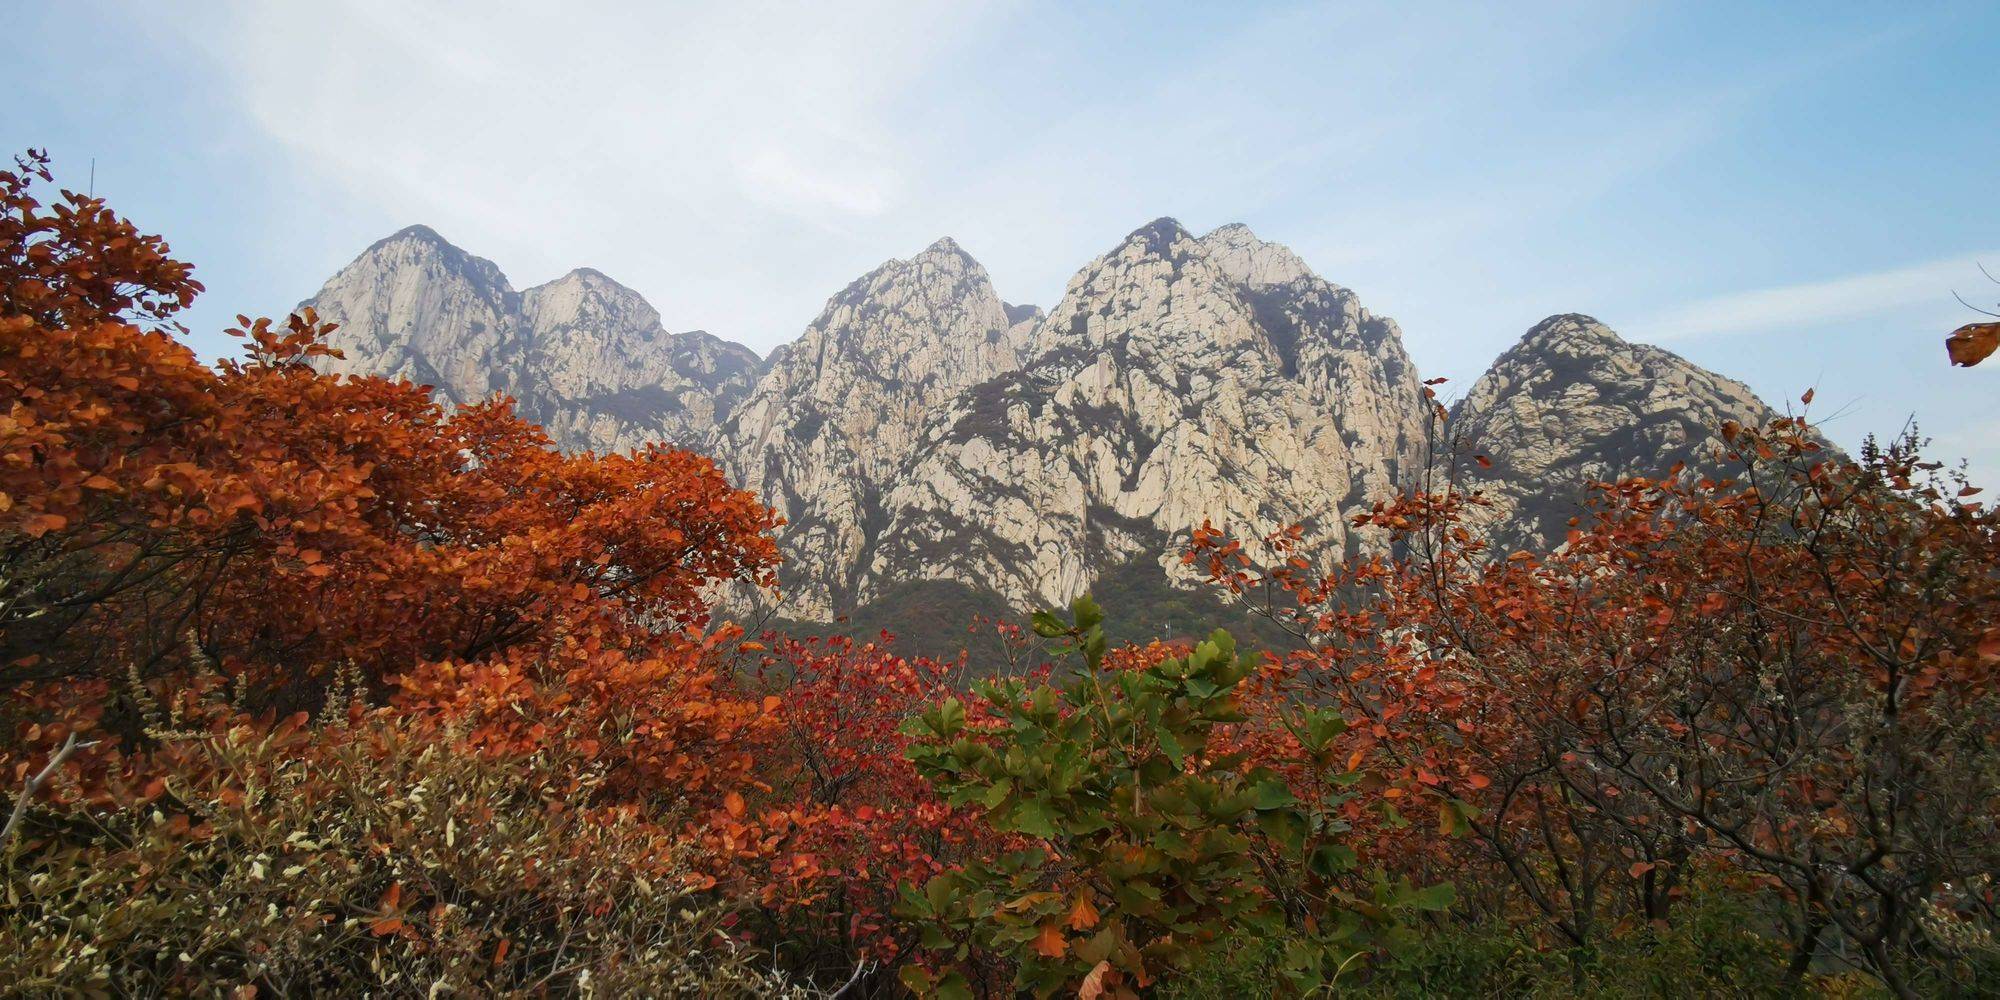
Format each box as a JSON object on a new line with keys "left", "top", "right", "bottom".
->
{"left": 11, "top": 1, "right": 1998, "bottom": 480}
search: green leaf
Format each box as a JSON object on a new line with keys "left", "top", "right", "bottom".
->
{"left": 1250, "top": 778, "right": 1299, "bottom": 811}
{"left": 1309, "top": 843, "right": 1356, "bottom": 878}
{"left": 982, "top": 779, "right": 1014, "bottom": 809}
{"left": 1156, "top": 724, "right": 1186, "bottom": 769}
{"left": 1438, "top": 797, "right": 1479, "bottom": 838}
{"left": 1030, "top": 608, "right": 1068, "bottom": 638}
{"left": 925, "top": 874, "right": 956, "bottom": 914}
{"left": 1082, "top": 626, "right": 1106, "bottom": 669}
{"left": 937, "top": 971, "right": 975, "bottom": 1000}
{"left": 898, "top": 965, "right": 934, "bottom": 995}
{"left": 1011, "top": 799, "right": 1059, "bottom": 838}
{"left": 931, "top": 697, "right": 965, "bottom": 737}
{"left": 1406, "top": 882, "right": 1457, "bottom": 912}
{"left": 1072, "top": 593, "right": 1104, "bottom": 630}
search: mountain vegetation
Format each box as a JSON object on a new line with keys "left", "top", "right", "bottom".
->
{"left": 4, "top": 150, "right": 1997, "bottom": 997}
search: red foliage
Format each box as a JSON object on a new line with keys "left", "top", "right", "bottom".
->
{"left": 1192, "top": 414, "right": 2000, "bottom": 989}
{"left": 730, "top": 633, "right": 1003, "bottom": 962}
{"left": 1, "top": 150, "right": 779, "bottom": 837}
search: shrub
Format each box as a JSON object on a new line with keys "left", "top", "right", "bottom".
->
{"left": 896, "top": 597, "right": 1450, "bottom": 998}
{"left": 1170, "top": 882, "right": 1874, "bottom": 999}
{"left": 1194, "top": 415, "right": 2000, "bottom": 996}
{"left": 1, "top": 712, "right": 793, "bottom": 997}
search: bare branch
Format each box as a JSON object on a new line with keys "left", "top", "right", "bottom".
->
{"left": 1, "top": 732, "right": 98, "bottom": 850}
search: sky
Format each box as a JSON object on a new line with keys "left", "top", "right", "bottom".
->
{"left": 11, "top": 1, "right": 1999, "bottom": 481}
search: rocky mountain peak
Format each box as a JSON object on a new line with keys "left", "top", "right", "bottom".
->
{"left": 1449, "top": 312, "right": 1779, "bottom": 550}
{"left": 303, "top": 225, "right": 760, "bottom": 456}
{"left": 860, "top": 216, "right": 1431, "bottom": 613}
{"left": 294, "top": 221, "right": 1792, "bottom": 644}
{"left": 522, "top": 267, "right": 662, "bottom": 339}
{"left": 918, "top": 235, "right": 972, "bottom": 261}
{"left": 1125, "top": 217, "right": 1198, "bottom": 259}
{"left": 1198, "top": 223, "right": 1314, "bottom": 288}
{"left": 353, "top": 224, "right": 509, "bottom": 291}
{"left": 714, "top": 236, "right": 1033, "bottom": 617}
{"left": 1506, "top": 312, "right": 1631, "bottom": 356}
{"left": 1031, "top": 217, "right": 1265, "bottom": 361}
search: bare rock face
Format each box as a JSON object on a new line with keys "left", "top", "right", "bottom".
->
{"left": 297, "top": 225, "right": 1793, "bottom": 631}
{"left": 302, "top": 226, "right": 760, "bottom": 455}
{"left": 1448, "top": 313, "right": 1780, "bottom": 550}
{"left": 857, "top": 219, "right": 1429, "bottom": 610}
{"left": 304, "top": 226, "right": 524, "bottom": 405}
{"left": 714, "top": 238, "right": 1034, "bottom": 617}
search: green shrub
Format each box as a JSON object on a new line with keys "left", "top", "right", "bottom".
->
{"left": 1170, "top": 884, "right": 1886, "bottom": 999}
{"left": 896, "top": 596, "right": 1450, "bottom": 998}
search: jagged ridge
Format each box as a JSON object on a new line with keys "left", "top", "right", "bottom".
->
{"left": 301, "top": 224, "right": 1788, "bottom": 639}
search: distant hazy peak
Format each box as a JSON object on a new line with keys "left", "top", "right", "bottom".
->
{"left": 372, "top": 223, "right": 450, "bottom": 249}
{"left": 920, "top": 235, "right": 970, "bottom": 259}
{"left": 521, "top": 265, "right": 664, "bottom": 340}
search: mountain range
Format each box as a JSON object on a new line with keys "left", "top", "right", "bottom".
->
{"left": 300, "top": 220, "right": 1780, "bottom": 645}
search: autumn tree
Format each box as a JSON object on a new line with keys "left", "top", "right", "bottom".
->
{"left": 1195, "top": 410, "right": 2000, "bottom": 995}
{"left": 0, "top": 151, "right": 804, "bottom": 993}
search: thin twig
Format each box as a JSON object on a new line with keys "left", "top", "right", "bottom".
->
{"left": 1, "top": 732, "right": 97, "bottom": 849}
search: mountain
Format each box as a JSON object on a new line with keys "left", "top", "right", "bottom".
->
{"left": 1447, "top": 313, "right": 1782, "bottom": 550}
{"left": 855, "top": 219, "right": 1427, "bottom": 612}
{"left": 714, "top": 238, "right": 1038, "bottom": 618}
{"left": 301, "top": 225, "right": 761, "bottom": 454}
{"left": 297, "top": 224, "right": 1788, "bottom": 649}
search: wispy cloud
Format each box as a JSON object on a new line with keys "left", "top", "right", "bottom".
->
{"left": 161, "top": 0, "right": 1014, "bottom": 344}
{"left": 1635, "top": 251, "right": 2000, "bottom": 342}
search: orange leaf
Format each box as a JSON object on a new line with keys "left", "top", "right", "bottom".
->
{"left": 1947, "top": 322, "right": 2000, "bottom": 367}
{"left": 1031, "top": 922, "right": 1067, "bottom": 958}
{"left": 22, "top": 512, "right": 66, "bottom": 537}
{"left": 723, "top": 791, "right": 746, "bottom": 818}
{"left": 1066, "top": 893, "right": 1100, "bottom": 930}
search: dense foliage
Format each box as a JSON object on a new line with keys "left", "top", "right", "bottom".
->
{"left": 4, "top": 151, "right": 1995, "bottom": 997}
{"left": 898, "top": 597, "right": 1449, "bottom": 999}
{"left": 1192, "top": 403, "right": 2000, "bottom": 997}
